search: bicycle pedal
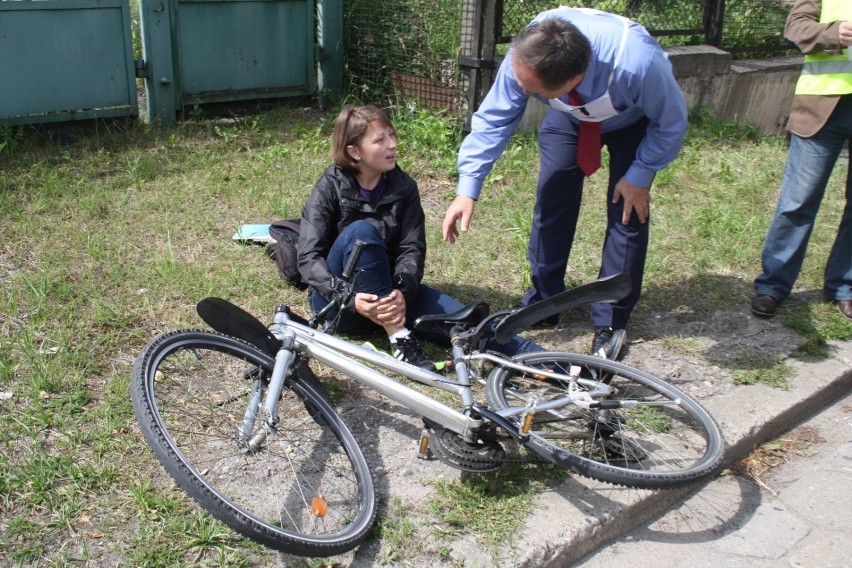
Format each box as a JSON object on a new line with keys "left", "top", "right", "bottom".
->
{"left": 417, "top": 428, "right": 431, "bottom": 459}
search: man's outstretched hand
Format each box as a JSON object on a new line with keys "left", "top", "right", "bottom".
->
{"left": 442, "top": 195, "right": 477, "bottom": 243}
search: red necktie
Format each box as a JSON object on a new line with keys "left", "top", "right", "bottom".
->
{"left": 568, "top": 90, "right": 601, "bottom": 176}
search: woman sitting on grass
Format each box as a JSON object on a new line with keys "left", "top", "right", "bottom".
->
{"left": 297, "top": 105, "right": 542, "bottom": 370}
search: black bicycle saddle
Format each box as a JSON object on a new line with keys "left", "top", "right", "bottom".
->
{"left": 413, "top": 300, "right": 490, "bottom": 337}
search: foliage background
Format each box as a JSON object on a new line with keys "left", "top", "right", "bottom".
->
{"left": 346, "top": 0, "right": 795, "bottom": 110}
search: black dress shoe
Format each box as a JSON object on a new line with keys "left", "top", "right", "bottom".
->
{"left": 591, "top": 327, "right": 626, "bottom": 360}
{"left": 750, "top": 295, "right": 780, "bottom": 318}
{"left": 836, "top": 300, "right": 852, "bottom": 321}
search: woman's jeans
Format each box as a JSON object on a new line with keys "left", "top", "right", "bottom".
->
{"left": 309, "top": 220, "right": 542, "bottom": 356}
{"left": 754, "top": 94, "right": 852, "bottom": 302}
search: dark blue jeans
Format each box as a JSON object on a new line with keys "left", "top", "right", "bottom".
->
{"left": 309, "top": 220, "right": 542, "bottom": 356}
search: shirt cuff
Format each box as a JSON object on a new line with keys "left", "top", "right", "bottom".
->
{"left": 457, "top": 176, "right": 483, "bottom": 200}
{"left": 624, "top": 164, "right": 656, "bottom": 189}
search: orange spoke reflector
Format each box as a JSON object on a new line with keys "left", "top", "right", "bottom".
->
{"left": 533, "top": 374, "right": 548, "bottom": 381}
{"left": 311, "top": 495, "right": 328, "bottom": 517}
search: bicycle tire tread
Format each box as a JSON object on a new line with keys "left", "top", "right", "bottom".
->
{"left": 487, "top": 351, "right": 725, "bottom": 489}
{"left": 131, "top": 329, "right": 378, "bottom": 557}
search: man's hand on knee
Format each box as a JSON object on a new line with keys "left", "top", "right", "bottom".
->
{"left": 613, "top": 178, "right": 650, "bottom": 224}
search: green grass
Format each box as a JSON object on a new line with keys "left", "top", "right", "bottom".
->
{"left": 730, "top": 354, "right": 794, "bottom": 389}
{"left": 428, "top": 462, "right": 566, "bottom": 560}
{"left": 1, "top": 101, "right": 851, "bottom": 565}
{"left": 373, "top": 497, "right": 421, "bottom": 565}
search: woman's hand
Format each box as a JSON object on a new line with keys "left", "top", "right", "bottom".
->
{"left": 354, "top": 289, "right": 407, "bottom": 330}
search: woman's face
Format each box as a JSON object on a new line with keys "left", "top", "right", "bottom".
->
{"left": 347, "top": 120, "right": 397, "bottom": 181}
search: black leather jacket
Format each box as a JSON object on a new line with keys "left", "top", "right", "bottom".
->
{"left": 297, "top": 164, "right": 426, "bottom": 306}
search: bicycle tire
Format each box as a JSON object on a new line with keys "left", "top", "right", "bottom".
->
{"left": 131, "top": 329, "right": 377, "bottom": 557}
{"left": 486, "top": 351, "right": 724, "bottom": 489}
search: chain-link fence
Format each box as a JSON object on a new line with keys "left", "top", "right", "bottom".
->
{"left": 344, "top": 0, "right": 466, "bottom": 114}
{"left": 344, "top": 0, "right": 798, "bottom": 116}
{"left": 496, "top": 1, "right": 793, "bottom": 55}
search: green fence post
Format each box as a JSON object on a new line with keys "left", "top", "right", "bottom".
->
{"left": 317, "top": 0, "right": 342, "bottom": 109}
{"left": 139, "top": 0, "right": 178, "bottom": 126}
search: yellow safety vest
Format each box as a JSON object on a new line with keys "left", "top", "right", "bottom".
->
{"left": 795, "top": 0, "right": 852, "bottom": 95}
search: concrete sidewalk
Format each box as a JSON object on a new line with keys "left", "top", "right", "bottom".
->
{"left": 576, "top": 389, "right": 852, "bottom": 567}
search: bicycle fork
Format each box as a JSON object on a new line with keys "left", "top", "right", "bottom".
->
{"left": 239, "top": 307, "right": 298, "bottom": 453}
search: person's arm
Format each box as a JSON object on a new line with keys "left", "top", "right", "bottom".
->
{"left": 390, "top": 181, "right": 426, "bottom": 307}
{"left": 444, "top": 54, "right": 529, "bottom": 242}
{"left": 456, "top": 54, "right": 530, "bottom": 201}
{"left": 621, "top": 48, "right": 688, "bottom": 192}
{"left": 297, "top": 173, "right": 339, "bottom": 301}
{"left": 785, "top": 0, "right": 844, "bottom": 54}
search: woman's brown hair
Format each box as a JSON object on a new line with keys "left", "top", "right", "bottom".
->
{"left": 332, "top": 105, "right": 395, "bottom": 171}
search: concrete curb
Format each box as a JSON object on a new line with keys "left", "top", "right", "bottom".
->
{"left": 492, "top": 341, "right": 852, "bottom": 568}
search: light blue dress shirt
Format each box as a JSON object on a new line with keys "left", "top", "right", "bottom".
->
{"left": 457, "top": 8, "right": 688, "bottom": 200}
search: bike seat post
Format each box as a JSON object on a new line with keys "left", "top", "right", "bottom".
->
{"left": 450, "top": 330, "right": 476, "bottom": 410}
{"left": 269, "top": 305, "right": 290, "bottom": 339}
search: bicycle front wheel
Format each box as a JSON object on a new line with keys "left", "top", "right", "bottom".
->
{"left": 131, "top": 330, "right": 377, "bottom": 557}
{"left": 486, "top": 352, "right": 724, "bottom": 489}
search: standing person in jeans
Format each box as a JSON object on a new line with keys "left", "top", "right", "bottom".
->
{"left": 751, "top": 0, "right": 852, "bottom": 321}
{"left": 441, "top": 8, "right": 687, "bottom": 360}
{"left": 298, "top": 105, "right": 541, "bottom": 371}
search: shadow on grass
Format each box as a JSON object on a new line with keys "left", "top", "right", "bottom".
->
{"left": 314, "top": 273, "right": 852, "bottom": 388}
{"left": 631, "top": 274, "right": 852, "bottom": 374}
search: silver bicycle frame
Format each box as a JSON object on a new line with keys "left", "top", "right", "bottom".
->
{"left": 264, "top": 313, "right": 618, "bottom": 439}
{"left": 284, "top": 317, "right": 481, "bottom": 437}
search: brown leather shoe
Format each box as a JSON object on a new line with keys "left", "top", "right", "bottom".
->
{"left": 750, "top": 294, "right": 780, "bottom": 318}
{"left": 836, "top": 300, "right": 852, "bottom": 321}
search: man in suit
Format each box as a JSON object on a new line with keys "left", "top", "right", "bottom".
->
{"left": 442, "top": 8, "right": 687, "bottom": 359}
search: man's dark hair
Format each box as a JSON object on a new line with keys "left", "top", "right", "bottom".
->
{"left": 511, "top": 17, "right": 591, "bottom": 91}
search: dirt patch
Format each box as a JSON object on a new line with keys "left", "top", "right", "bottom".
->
{"left": 727, "top": 424, "right": 827, "bottom": 496}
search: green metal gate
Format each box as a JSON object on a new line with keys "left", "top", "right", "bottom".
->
{"left": 140, "top": 0, "right": 326, "bottom": 125}
{"left": 1, "top": 0, "right": 341, "bottom": 127}
{"left": 0, "top": 0, "right": 139, "bottom": 125}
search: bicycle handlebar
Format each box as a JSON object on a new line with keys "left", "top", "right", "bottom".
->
{"left": 308, "top": 239, "right": 366, "bottom": 330}
{"left": 342, "top": 239, "right": 365, "bottom": 284}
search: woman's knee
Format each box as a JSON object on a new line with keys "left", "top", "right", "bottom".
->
{"left": 341, "top": 220, "right": 383, "bottom": 245}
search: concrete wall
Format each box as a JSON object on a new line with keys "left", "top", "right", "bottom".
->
{"left": 517, "top": 46, "right": 803, "bottom": 136}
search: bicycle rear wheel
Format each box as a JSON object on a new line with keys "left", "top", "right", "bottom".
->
{"left": 131, "top": 330, "right": 377, "bottom": 557}
{"left": 486, "top": 352, "right": 724, "bottom": 489}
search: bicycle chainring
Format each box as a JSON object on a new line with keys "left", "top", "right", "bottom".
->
{"left": 428, "top": 428, "right": 506, "bottom": 473}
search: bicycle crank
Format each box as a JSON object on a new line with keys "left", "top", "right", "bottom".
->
{"left": 428, "top": 428, "right": 506, "bottom": 473}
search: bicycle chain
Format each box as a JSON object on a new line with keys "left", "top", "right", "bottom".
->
{"left": 426, "top": 425, "right": 550, "bottom": 472}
